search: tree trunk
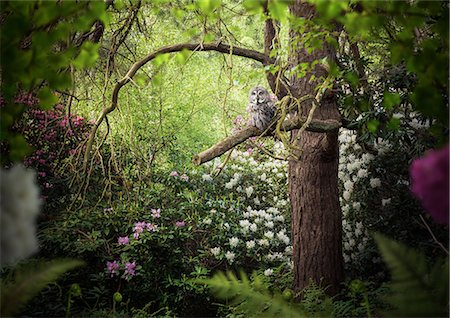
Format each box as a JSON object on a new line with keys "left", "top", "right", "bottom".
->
{"left": 288, "top": 1, "right": 344, "bottom": 296}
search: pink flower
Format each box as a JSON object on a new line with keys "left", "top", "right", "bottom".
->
{"left": 106, "top": 261, "right": 120, "bottom": 277}
{"left": 180, "top": 174, "right": 189, "bottom": 182}
{"left": 118, "top": 236, "right": 129, "bottom": 245}
{"left": 134, "top": 221, "right": 146, "bottom": 234}
{"left": 124, "top": 261, "right": 136, "bottom": 279}
{"left": 151, "top": 208, "right": 161, "bottom": 218}
{"left": 410, "top": 145, "right": 449, "bottom": 224}
{"left": 146, "top": 223, "right": 157, "bottom": 232}
{"left": 175, "top": 220, "right": 185, "bottom": 227}
{"left": 133, "top": 232, "right": 140, "bottom": 240}
{"left": 247, "top": 148, "right": 253, "bottom": 155}
{"left": 170, "top": 171, "right": 179, "bottom": 177}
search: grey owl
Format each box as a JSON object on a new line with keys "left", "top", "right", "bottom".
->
{"left": 247, "top": 86, "right": 276, "bottom": 130}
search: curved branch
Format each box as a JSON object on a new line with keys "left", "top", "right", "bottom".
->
{"left": 192, "top": 117, "right": 341, "bottom": 165}
{"left": 82, "top": 42, "right": 274, "bottom": 171}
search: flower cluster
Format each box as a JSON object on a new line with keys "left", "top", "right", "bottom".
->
{"left": 106, "top": 260, "right": 137, "bottom": 280}
{"left": 0, "top": 164, "right": 42, "bottom": 266}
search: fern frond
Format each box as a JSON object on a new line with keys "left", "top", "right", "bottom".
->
{"left": 374, "top": 233, "right": 449, "bottom": 317}
{"left": 199, "top": 271, "right": 305, "bottom": 318}
{"left": 0, "top": 259, "right": 84, "bottom": 317}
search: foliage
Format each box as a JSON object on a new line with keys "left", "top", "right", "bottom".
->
{"left": 0, "top": 259, "right": 84, "bottom": 317}
{"left": 374, "top": 233, "right": 449, "bottom": 317}
{"left": 0, "top": 0, "right": 107, "bottom": 163}
{"left": 201, "top": 270, "right": 305, "bottom": 318}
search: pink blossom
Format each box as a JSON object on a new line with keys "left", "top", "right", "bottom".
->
{"left": 124, "top": 261, "right": 136, "bottom": 279}
{"left": 170, "top": 171, "right": 179, "bottom": 177}
{"left": 69, "top": 149, "right": 77, "bottom": 156}
{"left": 410, "top": 145, "right": 449, "bottom": 224}
{"left": 133, "top": 232, "right": 140, "bottom": 240}
{"left": 151, "top": 208, "right": 161, "bottom": 218}
{"left": 146, "top": 223, "right": 157, "bottom": 232}
{"left": 175, "top": 220, "right": 185, "bottom": 227}
{"left": 180, "top": 174, "right": 189, "bottom": 181}
{"left": 106, "top": 261, "right": 120, "bottom": 277}
{"left": 118, "top": 236, "right": 129, "bottom": 245}
{"left": 134, "top": 222, "right": 146, "bottom": 234}
{"left": 38, "top": 171, "right": 46, "bottom": 178}
{"left": 247, "top": 148, "right": 253, "bottom": 154}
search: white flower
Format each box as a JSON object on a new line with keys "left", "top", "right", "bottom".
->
{"left": 229, "top": 237, "right": 239, "bottom": 248}
{"left": 210, "top": 209, "right": 217, "bottom": 214}
{"left": 382, "top": 198, "right": 391, "bottom": 206}
{"left": 239, "top": 219, "right": 250, "bottom": 228}
{"left": 357, "top": 169, "right": 368, "bottom": 178}
{"left": 277, "top": 232, "right": 290, "bottom": 245}
{"left": 245, "top": 186, "right": 254, "bottom": 197}
{"left": 202, "top": 174, "right": 213, "bottom": 182}
{"left": 353, "top": 202, "right": 361, "bottom": 211}
{"left": 210, "top": 247, "right": 221, "bottom": 256}
{"left": 253, "top": 197, "right": 260, "bottom": 205}
{"left": 264, "top": 231, "right": 274, "bottom": 240}
{"left": 225, "top": 251, "right": 235, "bottom": 263}
{"left": 223, "top": 222, "right": 230, "bottom": 230}
{"left": 260, "top": 173, "right": 267, "bottom": 181}
{"left": 264, "top": 268, "right": 273, "bottom": 276}
{"left": 254, "top": 217, "right": 262, "bottom": 224}
{"left": 250, "top": 223, "right": 258, "bottom": 232}
{"left": 370, "top": 178, "right": 381, "bottom": 188}
{"left": 264, "top": 221, "right": 274, "bottom": 229}
{"left": 203, "top": 218, "right": 212, "bottom": 225}
{"left": 225, "top": 182, "right": 233, "bottom": 189}
{"left": 344, "top": 180, "right": 354, "bottom": 191}
{"left": 343, "top": 190, "right": 351, "bottom": 201}
{"left": 274, "top": 215, "right": 285, "bottom": 222}
{"left": 246, "top": 240, "right": 255, "bottom": 249}
{"left": 1, "top": 164, "right": 42, "bottom": 266}
{"left": 258, "top": 239, "right": 269, "bottom": 246}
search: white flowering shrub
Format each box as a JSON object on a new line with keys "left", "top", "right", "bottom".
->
{"left": 0, "top": 164, "right": 42, "bottom": 266}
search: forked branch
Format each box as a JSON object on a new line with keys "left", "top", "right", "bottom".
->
{"left": 82, "top": 42, "right": 275, "bottom": 170}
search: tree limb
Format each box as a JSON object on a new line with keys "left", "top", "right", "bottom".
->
{"left": 192, "top": 116, "right": 341, "bottom": 165}
{"left": 82, "top": 42, "right": 274, "bottom": 171}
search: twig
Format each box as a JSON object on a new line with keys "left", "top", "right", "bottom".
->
{"left": 419, "top": 215, "right": 449, "bottom": 255}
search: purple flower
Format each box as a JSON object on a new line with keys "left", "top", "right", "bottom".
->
{"left": 134, "top": 221, "right": 146, "bottom": 234}
{"left": 170, "top": 171, "right": 179, "bottom": 177}
{"left": 151, "top": 208, "right": 161, "bottom": 218}
{"left": 410, "top": 145, "right": 449, "bottom": 224}
{"left": 118, "top": 236, "right": 129, "bottom": 245}
{"left": 175, "top": 220, "right": 185, "bottom": 227}
{"left": 180, "top": 174, "right": 189, "bottom": 182}
{"left": 124, "top": 261, "right": 136, "bottom": 279}
{"left": 146, "top": 223, "right": 157, "bottom": 232}
{"left": 106, "top": 261, "right": 120, "bottom": 277}
{"left": 133, "top": 232, "right": 140, "bottom": 240}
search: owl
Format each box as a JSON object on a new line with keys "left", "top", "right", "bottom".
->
{"left": 247, "top": 86, "right": 276, "bottom": 130}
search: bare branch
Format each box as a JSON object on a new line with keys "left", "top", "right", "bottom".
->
{"left": 82, "top": 42, "right": 273, "bottom": 171}
{"left": 192, "top": 117, "right": 341, "bottom": 165}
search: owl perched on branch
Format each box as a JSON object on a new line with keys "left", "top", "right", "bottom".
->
{"left": 247, "top": 86, "right": 277, "bottom": 130}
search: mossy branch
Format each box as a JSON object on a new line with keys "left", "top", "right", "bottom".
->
{"left": 192, "top": 116, "right": 341, "bottom": 165}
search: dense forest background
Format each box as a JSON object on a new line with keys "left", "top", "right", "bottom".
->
{"left": 0, "top": 1, "right": 448, "bottom": 317}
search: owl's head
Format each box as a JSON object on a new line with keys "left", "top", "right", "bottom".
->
{"left": 249, "top": 86, "right": 270, "bottom": 105}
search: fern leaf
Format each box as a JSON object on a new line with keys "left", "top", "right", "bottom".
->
{"left": 374, "top": 233, "right": 449, "bottom": 317}
{"left": 199, "top": 271, "right": 305, "bottom": 318}
{"left": 0, "top": 259, "right": 84, "bottom": 317}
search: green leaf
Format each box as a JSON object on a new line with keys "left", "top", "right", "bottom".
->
{"left": 387, "top": 117, "right": 400, "bottom": 131}
{"left": 366, "top": 119, "right": 379, "bottom": 133}
{"left": 153, "top": 53, "right": 171, "bottom": 67}
{"left": 72, "top": 42, "right": 99, "bottom": 69}
{"left": 374, "top": 233, "right": 449, "bottom": 317}
{"left": 197, "top": 0, "right": 221, "bottom": 15}
{"left": 37, "top": 88, "right": 58, "bottom": 110}
{"left": 268, "top": 0, "right": 289, "bottom": 22}
{"left": 383, "top": 92, "right": 401, "bottom": 110}
{"left": 1, "top": 259, "right": 85, "bottom": 317}
{"left": 243, "top": 0, "right": 264, "bottom": 14}
{"left": 175, "top": 49, "right": 191, "bottom": 64}
{"left": 8, "top": 134, "right": 32, "bottom": 162}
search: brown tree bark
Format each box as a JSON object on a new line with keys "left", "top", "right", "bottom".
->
{"left": 288, "top": 1, "right": 344, "bottom": 296}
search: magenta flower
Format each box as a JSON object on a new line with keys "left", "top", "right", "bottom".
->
{"left": 151, "top": 208, "right": 161, "bottom": 218}
{"left": 170, "top": 171, "right": 179, "bottom": 177}
{"left": 133, "top": 232, "right": 140, "bottom": 240}
{"left": 180, "top": 174, "right": 189, "bottom": 181}
{"left": 118, "top": 236, "right": 129, "bottom": 245}
{"left": 410, "top": 145, "right": 449, "bottom": 224}
{"left": 175, "top": 220, "right": 185, "bottom": 227}
{"left": 106, "top": 261, "right": 120, "bottom": 277}
{"left": 124, "top": 261, "right": 136, "bottom": 279}
{"left": 247, "top": 148, "right": 253, "bottom": 155}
